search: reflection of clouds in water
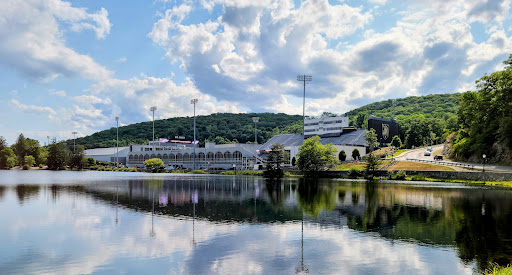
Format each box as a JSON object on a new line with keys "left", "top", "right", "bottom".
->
{"left": 0, "top": 187, "right": 474, "bottom": 274}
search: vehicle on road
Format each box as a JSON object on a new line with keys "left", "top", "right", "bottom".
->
{"left": 434, "top": 155, "right": 443, "bottom": 160}
{"left": 424, "top": 151, "right": 431, "bottom": 156}
{"left": 427, "top": 147, "right": 432, "bottom": 152}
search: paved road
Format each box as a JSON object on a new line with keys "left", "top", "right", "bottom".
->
{"left": 395, "top": 145, "right": 512, "bottom": 172}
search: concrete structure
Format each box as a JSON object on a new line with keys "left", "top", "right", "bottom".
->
{"left": 259, "top": 129, "right": 368, "bottom": 164}
{"left": 304, "top": 116, "right": 349, "bottom": 138}
{"left": 126, "top": 141, "right": 264, "bottom": 170}
{"left": 85, "top": 147, "right": 130, "bottom": 165}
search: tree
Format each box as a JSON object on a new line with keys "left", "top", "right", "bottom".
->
{"left": 86, "top": 158, "right": 96, "bottom": 167}
{"left": 364, "top": 128, "right": 378, "bottom": 151}
{"left": 14, "top": 133, "right": 28, "bottom": 165}
{"left": 23, "top": 155, "right": 35, "bottom": 170}
{"left": 69, "top": 145, "right": 86, "bottom": 170}
{"left": 364, "top": 153, "right": 381, "bottom": 179}
{"left": 25, "top": 138, "right": 45, "bottom": 165}
{"left": 352, "top": 148, "right": 360, "bottom": 161}
{"left": 265, "top": 143, "right": 289, "bottom": 177}
{"left": 144, "top": 158, "right": 164, "bottom": 171}
{"left": 0, "top": 147, "right": 15, "bottom": 169}
{"left": 47, "top": 142, "right": 70, "bottom": 170}
{"left": 291, "top": 156, "right": 296, "bottom": 166}
{"left": 338, "top": 150, "right": 347, "bottom": 162}
{"left": 0, "top": 136, "right": 7, "bottom": 151}
{"left": 296, "top": 136, "right": 338, "bottom": 174}
{"left": 390, "top": 135, "right": 402, "bottom": 149}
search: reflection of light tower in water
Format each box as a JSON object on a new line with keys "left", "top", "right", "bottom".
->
{"left": 115, "top": 184, "right": 119, "bottom": 224}
{"left": 296, "top": 213, "right": 309, "bottom": 274}
{"left": 150, "top": 189, "right": 155, "bottom": 237}
{"left": 191, "top": 189, "right": 198, "bottom": 247}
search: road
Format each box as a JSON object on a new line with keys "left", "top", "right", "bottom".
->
{"left": 395, "top": 145, "right": 512, "bottom": 172}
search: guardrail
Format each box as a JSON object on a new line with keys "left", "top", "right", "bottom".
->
{"left": 406, "top": 158, "right": 475, "bottom": 170}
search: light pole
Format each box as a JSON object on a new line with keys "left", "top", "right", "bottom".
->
{"left": 191, "top": 99, "right": 198, "bottom": 170}
{"left": 116, "top": 117, "right": 119, "bottom": 167}
{"left": 297, "top": 75, "right": 312, "bottom": 140}
{"left": 150, "top": 106, "right": 157, "bottom": 154}
{"left": 252, "top": 117, "right": 259, "bottom": 144}
{"left": 72, "top": 131, "right": 78, "bottom": 153}
{"left": 482, "top": 154, "right": 486, "bottom": 172}
{"left": 47, "top": 136, "right": 50, "bottom": 147}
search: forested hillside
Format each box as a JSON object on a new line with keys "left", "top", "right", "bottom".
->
{"left": 345, "top": 93, "right": 460, "bottom": 148}
{"left": 76, "top": 113, "right": 303, "bottom": 149}
{"left": 75, "top": 94, "right": 461, "bottom": 150}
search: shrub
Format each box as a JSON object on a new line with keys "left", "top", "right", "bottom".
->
{"left": 386, "top": 170, "right": 395, "bottom": 180}
{"left": 348, "top": 166, "right": 362, "bottom": 178}
{"left": 191, "top": 170, "right": 207, "bottom": 174}
{"left": 395, "top": 170, "right": 406, "bottom": 180}
{"left": 23, "top": 155, "right": 36, "bottom": 170}
{"left": 339, "top": 150, "right": 347, "bottom": 162}
{"left": 352, "top": 149, "right": 360, "bottom": 161}
{"left": 411, "top": 174, "right": 426, "bottom": 181}
{"left": 220, "top": 171, "right": 235, "bottom": 175}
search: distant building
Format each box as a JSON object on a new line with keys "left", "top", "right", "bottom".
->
{"left": 304, "top": 116, "right": 349, "bottom": 138}
{"left": 367, "top": 116, "right": 400, "bottom": 145}
{"left": 85, "top": 147, "right": 130, "bottom": 165}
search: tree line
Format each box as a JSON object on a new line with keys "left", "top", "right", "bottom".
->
{"left": 0, "top": 133, "right": 108, "bottom": 170}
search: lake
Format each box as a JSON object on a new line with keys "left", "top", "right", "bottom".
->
{"left": 1, "top": 170, "right": 511, "bottom": 274}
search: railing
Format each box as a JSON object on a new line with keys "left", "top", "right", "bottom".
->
{"left": 406, "top": 158, "right": 475, "bottom": 170}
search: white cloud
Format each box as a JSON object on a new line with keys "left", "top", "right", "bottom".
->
{"left": 50, "top": 90, "right": 67, "bottom": 96}
{"left": 0, "top": 0, "right": 113, "bottom": 82}
{"left": 10, "top": 99, "right": 57, "bottom": 119}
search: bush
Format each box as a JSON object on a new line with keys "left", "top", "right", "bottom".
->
{"left": 339, "top": 150, "right": 347, "bottom": 162}
{"left": 23, "top": 155, "right": 36, "bottom": 170}
{"left": 220, "top": 171, "right": 235, "bottom": 175}
{"left": 352, "top": 149, "right": 360, "bottom": 161}
{"left": 386, "top": 170, "right": 395, "bottom": 179}
{"left": 191, "top": 170, "right": 207, "bottom": 174}
{"left": 395, "top": 170, "right": 406, "bottom": 180}
{"left": 411, "top": 174, "right": 426, "bottom": 181}
{"left": 348, "top": 166, "right": 363, "bottom": 178}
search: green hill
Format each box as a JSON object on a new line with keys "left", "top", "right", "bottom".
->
{"left": 76, "top": 113, "right": 303, "bottom": 149}
{"left": 76, "top": 93, "right": 461, "bottom": 149}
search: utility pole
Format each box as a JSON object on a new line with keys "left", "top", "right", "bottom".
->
{"left": 116, "top": 117, "right": 119, "bottom": 167}
{"left": 150, "top": 106, "right": 157, "bottom": 154}
{"left": 191, "top": 99, "right": 198, "bottom": 170}
{"left": 297, "top": 75, "right": 312, "bottom": 140}
{"left": 252, "top": 117, "right": 259, "bottom": 144}
{"left": 72, "top": 131, "right": 78, "bottom": 152}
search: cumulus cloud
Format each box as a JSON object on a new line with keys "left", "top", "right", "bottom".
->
{"left": 10, "top": 99, "right": 57, "bottom": 119}
{"left": 0, "top": 0, "right": 113, "bottom": 82}
{"left": 49, "top": 90, "right": 67, "bottom": 96}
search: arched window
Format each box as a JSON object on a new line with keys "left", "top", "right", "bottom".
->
{"left": 129, "top": 155, "right": 134, "bottom": 161}
{"left": 176, "top": 153, "right": 183, "bottom": 162}
{"left": 169, "top": 153, "right": 175, "bottom": 162}
{"left": 157, "top": 154, "right": 162, "bottom": 159}
{"left": 134, "top": 155, "right": 139, "bottom": 161}
{"left": 150, "top": 154, "right": 156, "bottom": 159}
{"left": 224, "top": 151, "right": 231, "bottom": 161}
{"left": 184, "top": 153, "right": 190, "bottom": 162}
{"left": 198, "top": 152, "right": 205, "bottom": 161}
{"left": 139, "top": 154, "right": 143, "bottom": 161}
{"left": 233, "top": 151, "right": 242, "bottom": 163}
{"left": 215, "top": 152, "right": 223, "bottom": 163}
{"left": 144, "top": 154, "right": 150, "bottom": 160}
{"left": 207, "top": 152, "right": 214, "bottom": 161}
{"left": 163, "top": 154, "right": 168, "bottom": 160}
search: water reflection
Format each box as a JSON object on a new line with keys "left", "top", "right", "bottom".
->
{"left": 1, "top": 173, "right": 512, "bottom": 273}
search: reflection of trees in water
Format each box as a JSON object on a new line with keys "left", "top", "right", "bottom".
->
{"left": 15, "top": 185, "right": 40, "bottom": 204}
{"left": 296, "top": 179, "right": 337, "bottom": 217}
{"left": 264, "top": 178, "right": 290, "bottom": 207}
{"left": 0, "top": 186, "right": 5, "bottom": 201}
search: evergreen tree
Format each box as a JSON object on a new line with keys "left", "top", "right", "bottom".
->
{"left": 338, "top": 150, "right": 347, "bottom": 162}
{"left": 352, "top": 148, "right": 361, "bottom": 161}
{"left": 14, "top": 133, "right": 28, "bottom": 165}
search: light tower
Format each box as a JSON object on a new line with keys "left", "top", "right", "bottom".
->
{"left": 252, "top": 117, "right": 260, "bottom": 144}
{"left": 150, "top": 106, "right": 157, "bottom": 153}
{"left": 393, "top": 99, "right": 397, "bottom": 120}
{"left": 72, "top": 131, "right": 78, "bottom": 152}
{"left": 116, "top": 117, "right": 119, "bottom": 167}
{"left": 297, "top": 75, "right": 312, "bottom": 140}
{"left": 190, "top": 99, "right": 198, "bottom": 170}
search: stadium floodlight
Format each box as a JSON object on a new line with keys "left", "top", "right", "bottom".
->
{"left": 297, "top": 75, "right": 312, "bottom": 140}
{"left": 150, "top": 106, "right": 157, "bottom": 153}
{"left": 72, "top": 131, "right": 78, "bottom": 152}
{"left": 190, "top": 99, "right": 198, "bottom": 170}
{"left": 252, "top": 117, "right": 260, "bottom": 144}
{"left": 116, "top": 117, "right": 119, "bottom": 167}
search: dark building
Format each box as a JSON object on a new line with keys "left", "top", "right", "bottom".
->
{"left": 367, "top": 116, "right": 399, "bottom": 145}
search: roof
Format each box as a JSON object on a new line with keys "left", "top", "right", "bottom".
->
{"left": 85, "top": 147, "right": 129, "bottom": 156}
{"left": 258, "top": 130, "right": 368, "bottom": 150}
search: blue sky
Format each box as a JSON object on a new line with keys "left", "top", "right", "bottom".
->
{"left": 1, "top": 0, "right": 512, "bottom": 145}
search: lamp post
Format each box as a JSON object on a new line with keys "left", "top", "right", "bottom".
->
{"left": 297, "top": 75, "right": 312, "bottom": 140}
{"left": 150, "top": 106, "right": 157, "bottom": 154}
{"left": 191, "top": 99, "right": 198, "bottom": 170}
{"left": 252, "top": 117, "right": 259, "bottom": 144}
{"left": 71, "top": 131, "right": 78, "bottom": 153}
{"left": 482, "top": 154, "right": 486, "bottom": 172}
{"left": 47, "top": 136, "right": 50, "bottom": 147}
{"left": 116, "top": 117, "right": 119, "bottom": 167}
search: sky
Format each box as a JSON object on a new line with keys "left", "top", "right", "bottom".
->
{"left": 1, "top": 0, "right": 512, "bottom": 145}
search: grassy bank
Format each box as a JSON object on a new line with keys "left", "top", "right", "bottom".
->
{"left": 387, "top": 161, "right": 455, "bottom": 171}
{"left": 485, "top": 264, "right": 512, "bottom": 275}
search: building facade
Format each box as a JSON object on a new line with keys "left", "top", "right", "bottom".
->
{"left": 304, "top": 116, "right": 349, "bottom": 138}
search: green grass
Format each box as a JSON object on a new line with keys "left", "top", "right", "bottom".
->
{"left": 485, "top": 264, "right": 512, "bottom": 275}
{"left": 387, "top": 149, "right": 407, "bottom": 158}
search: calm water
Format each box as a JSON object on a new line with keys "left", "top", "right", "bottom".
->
{"left": 1, "top": 171, "right": 512, "bottom": 274}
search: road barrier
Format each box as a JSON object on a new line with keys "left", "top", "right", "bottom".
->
{"left": 406, "top": 158, "right": 475, "bottom": 170}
